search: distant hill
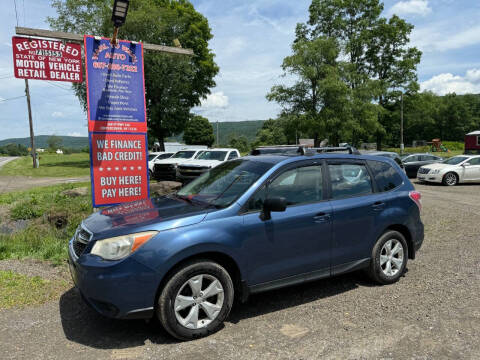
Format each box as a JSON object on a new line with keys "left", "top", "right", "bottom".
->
{"left": 0, "top": 120, "right": 266, "bottom": 149}
{"left": 0, "top": 135, "right": 88, "bottom": 149}
{"left": 168, "top": 120, "right": 265, "bottom": 145}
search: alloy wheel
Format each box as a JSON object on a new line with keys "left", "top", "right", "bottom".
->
{"left": 174, "top": 274, "right": 224, "bottom": 329}
{"left": 380, "top": 239, "right": 404, "bottom": 277}
{"left": 445, "top": 173, "right": 457, "bottom": 186}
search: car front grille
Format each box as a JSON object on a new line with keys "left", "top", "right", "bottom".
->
{"left": 154, "top": 164, "right": 175, "bottom": 172}
{"left": 418, "top": 168, "right": 430, "bottom": 175}
{"left": 178, "top": 166, "right": 209, "bottom": 177}
{"left": 72, "top": 225, "right": 92, "bottom": 258}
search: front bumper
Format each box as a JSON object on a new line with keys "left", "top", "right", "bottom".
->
{"left": 417, "top": 173, "right": 443, "bottom": 183}
{"left": 68, "top": 239, "right": 159, "bottom": 319}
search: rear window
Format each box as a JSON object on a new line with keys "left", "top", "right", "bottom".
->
{"left": 367, "top": 160, "right": 403, "bottom": 192}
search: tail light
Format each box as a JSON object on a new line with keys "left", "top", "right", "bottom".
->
{"left": 409, "top": 191, "right": 422, "bottom": 212}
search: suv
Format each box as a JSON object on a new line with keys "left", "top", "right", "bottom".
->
{"left": 69, "top": 153, "right": 423, "bottom": 340}
{"left": 152, "top": 149, "right": 205, "bottom": 181}
{"left": 177, "top": 148, "right": 240, "bottom": 183}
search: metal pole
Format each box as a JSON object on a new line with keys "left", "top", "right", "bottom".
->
{"left": 24, "top": 79, "right": 37, "bottom": 168}
{"left": 400, "top": 92, "right": 404, "bottom": 155}
{"left": 216, "top": 120, "right": 219, "bottom": 147}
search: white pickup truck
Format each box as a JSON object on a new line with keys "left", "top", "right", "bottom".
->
{"left": 176, "top": 148, "right": 240, "bottom": 183}
{"left": 152, "top": 149, "right": 206, "bottom": 181}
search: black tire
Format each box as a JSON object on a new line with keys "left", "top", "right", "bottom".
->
{"left": 367, "top": 230, "right": 408, "bottom": 285}
{"left": 442, "top": 172, "right": 458, "bottom": 186}
{"left": 157, "top": 260, "right": 234, "bottom": 340}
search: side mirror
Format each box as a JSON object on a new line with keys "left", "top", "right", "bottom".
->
{"left": 260, "top": 197, "right": 287, "bottom": 221}
{"left": 462, "top": 162, "right": 471, "bottom": 167}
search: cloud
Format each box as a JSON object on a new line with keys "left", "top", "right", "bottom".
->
{"left": 200, "top": 91, "right": 229, "bottom": 108}
{"left": 51, "top": 111, "right": 64, "bottom": 118}
{"left": 388, "top": 0, "right": 432, "bottom": 17}
{"left": 412, "top": 24, "right": 480, "bottom": 52}
{"left": 68, "top": 132, "right": 83, "bottom": 137}
{"left": 222, "top": 37, "right": 248, "bottom": 57}
{"left": 420, "top": 69, "right": 480, "bottom": 95}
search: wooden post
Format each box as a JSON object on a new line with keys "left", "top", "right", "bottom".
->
{"left": 24, "top": 79, "right": 37, "bottom": 168}
{"left": 15, "top": 27, "right": 194, "bottom": 55}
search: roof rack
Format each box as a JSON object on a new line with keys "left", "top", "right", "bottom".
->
{"left": 250, "top": 145, "right": 361, "bottom": 156}
{"left": 250, "top": 146, "right": 304, "bottom": 156}
{"left": 307, "top": 145, "right": 361, "bottom": 155}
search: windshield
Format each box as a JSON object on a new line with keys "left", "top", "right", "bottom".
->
{"left": 443, "top": 156, "right": 468, "bottom": 165}
{"left": 177, "top": 159, "right": 273, "bottom": 208}
{"left": 148, "top": 154, "right": 157, "bottom": 161}
{"left": 197, "top": 151, "right": 228, "bottom": 161}
{"left": 172, "top": 151, "right": 196, "bottom": 159}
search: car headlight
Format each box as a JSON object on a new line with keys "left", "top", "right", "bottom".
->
{"left": 91, "top": 231, "right": 158, "bottom": 260}
{"left": 431, "top": 169, "right": 441, "bottom": 174}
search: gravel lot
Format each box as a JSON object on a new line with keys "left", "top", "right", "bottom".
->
{"left": 0, "top": 182, "right": 479, "bottom": 360}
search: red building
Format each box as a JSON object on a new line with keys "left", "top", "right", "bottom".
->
{"left": 465, "top": 131, "right": 480, "bottom": 154}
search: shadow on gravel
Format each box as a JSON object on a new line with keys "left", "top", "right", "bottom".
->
{"left": 59, "top": 269, "right": 382, "bottom": 348}
{"left": 59, "top": 288, "right": 175, "bottom": 349}
{"left": 228, "top": 271, "right": 376, "bottom": 324}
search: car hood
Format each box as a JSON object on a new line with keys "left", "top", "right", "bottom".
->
{"left": 180, "top": 159, "right": 223, "bottom": 167}
{"left": 82, "top": 196, "right": 208, "bottom": 239}
{"left": 154, "top": 158, "right": 191, "bottom": 165}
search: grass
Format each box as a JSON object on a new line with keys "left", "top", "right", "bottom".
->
{"left": 0, "top": 183, "right": 92, "bottom": 264}
{"left": 0, "top": 270, "right": 69, "bottom": 309}
{"left": 385, "top": 147, "right": 464, "bottom": 158}
{"left": 0, "top": 153, "right": 90, "bottom": 177}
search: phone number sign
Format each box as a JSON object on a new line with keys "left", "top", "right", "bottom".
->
{"left": 90, "top": 132, "right": 149, "bottom": 207}
{"left": 84, "top": 35, "right": 147, "bottom": 133}
{"left": 12, "top": 36, "right": 82, "bottom": 82}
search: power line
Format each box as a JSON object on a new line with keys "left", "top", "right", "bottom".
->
{"left": 46, "top": 81, "right": 73, "bottom": 91}
{"left": 13, "top": 0, "right": 19, "bottom": 27}
{"left": 0, "top": 95, "right": 26, "bottom": 103}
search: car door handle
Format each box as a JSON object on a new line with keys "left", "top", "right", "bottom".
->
{"left": 313, "top": 212, "right": 331, "bottom": 223}
{"left": 372, "top": 201, "right": 385, "bottom": 211}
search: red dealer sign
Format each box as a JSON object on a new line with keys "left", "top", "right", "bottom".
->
{"left": 12, "top": 36, "right": 82, "bottom": 83}
{"left": 90, "top": 132, "right": 149, "bottom": 207}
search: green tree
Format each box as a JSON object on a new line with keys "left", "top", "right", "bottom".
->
{"left": 183, "top": 115, "right": 214, "bottom": 147}
{"left": 0, "top": 144, "right": 29, "bottom": 156}
{"left": 267, "top": 37, "right": 352, "bottom": 146}
{"left": 47, "top": 135, "right": 63, "bottom": 151}
{"left": 228, "top": 135, "right": 249, "bottom": 153}
{"left": 300, "top": 0, "right": 420, "bottom": 148}
{"left": 48, "top": 0, "right": 219, "bottom": 150}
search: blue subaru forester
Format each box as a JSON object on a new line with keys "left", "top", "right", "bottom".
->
{"left": 68, "top": 152, "right": 423, "bottom": 340}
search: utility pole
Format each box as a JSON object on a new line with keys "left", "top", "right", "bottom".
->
{"left": 24, "top": 79, "right": 36, "bottom": 168}
{"left": 400, "top": 92, "right": 404, "bottom": 155}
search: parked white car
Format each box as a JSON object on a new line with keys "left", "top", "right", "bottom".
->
{"left": 148, "top": 152, "right": 174, "bottom": 176}
{"left": 152, "top": 149, "right": 205, "bottom": 180}
{"left": 177, "top": 148, "right": 240, "bottom": 182}
{"left": 417, "top": 155, "right": 480, "bottom": 186}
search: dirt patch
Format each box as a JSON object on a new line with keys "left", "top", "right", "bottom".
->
{"left": 0, "top": 259, "right": 70, "bottom": 282}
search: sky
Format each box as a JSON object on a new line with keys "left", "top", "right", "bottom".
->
{"left": 1, "top": 0, "right": 480, "bottom": 140}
